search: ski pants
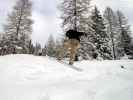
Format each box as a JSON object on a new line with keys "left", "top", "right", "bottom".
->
{"left": 58, "top": 39, "right": 80, "bottom": 65}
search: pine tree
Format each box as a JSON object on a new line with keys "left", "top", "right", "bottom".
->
{"left": 3, "top": 0, "right": 33, "bottom": 54}
{"left": 0, "top": 34, "right": 4, "bottom": 55}
{"left": 59, "top": 0, "right": 95, "bottom": 60}
{"left": 34, "top": 43, "right": 41, "bottom": 55}
{"left": 59, "top": 0, "right": 92, "bottom": 31}
{"left": 45, "top": 35, "right": 56, "bottom": 57}
{"left": 54, "top": 39, "right": 63, "bottom": 58}
{"left": 28, "top": 40, "right": 34, "bottom": 54}
{"left": 116, "top": 10, "right": 133, "bottom": 58}
{"left": 91, "top": 6, "right": 112, "bottom": 60}
{"left": 41, "top": 46, "right": 47, "bottom": 56}
{"left": 104, "top": 7, "right": 118, "bottom": 60}
{"left": 78, "top": 40, "right": 96, "bottom": 60}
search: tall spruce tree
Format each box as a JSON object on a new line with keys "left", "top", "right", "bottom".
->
{"left": 3, "top": 0, "right": 33, "bottom": 54}
{"left": 104, "top": 7, "right": 118, "bottom": 60}
{"left": 28, "top": 40, "right": 34, "bottom": 54}
{"left": 59, "top": 0, "right": 92, "bottom": 31}
{"left": 54, "top": 39, "right": 63, "bottom": 58}
{"left": 116, "top": 10, "right": 133, "bottom": 58}
{"left": 59, "top": 0, "right": 95, "bottom": 60}
{"left": 91, "top": 6, "right": 112, "bottom": 60}
{"left": 45, "top": 35, "right": 56, "bottom": 57}
{"left": 34, "top": 43, "right": 41, "bottom": 55}
{"left": 41, "top": 46, "right": 47, "bottom": 56}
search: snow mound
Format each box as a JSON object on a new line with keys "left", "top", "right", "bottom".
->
{"left": 0, "top": 54, "right": 92, "bottom": 83}
{"left": 0, "top": 54, "right": 133, "bottom": 100}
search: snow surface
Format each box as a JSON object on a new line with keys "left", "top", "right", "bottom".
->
{"left": 0, "top": 54, "right": 133, "bottom": 100}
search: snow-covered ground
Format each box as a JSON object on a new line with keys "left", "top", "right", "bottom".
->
{"left": 0, "top": 54, "right": 133, "bottom": 100}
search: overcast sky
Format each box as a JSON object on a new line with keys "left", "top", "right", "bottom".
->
{"left": 0, "top": 0, "right": 133, "bottom": 46}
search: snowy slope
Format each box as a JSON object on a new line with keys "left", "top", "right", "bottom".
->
{"left": 0, "top": 54, "right": 133, "bottom": 100}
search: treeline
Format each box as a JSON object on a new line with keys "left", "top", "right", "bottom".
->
{"left": 0, "top": 0, "right": 59, "bottom": 57}
{"left": 0, "top": 0, "right": 33, "bottom": 55}
{"left": 58, "top": 0, "right": 133, "bottom": 60}
{"left": 0, "top": 0, "right": 133, "bottom": 60}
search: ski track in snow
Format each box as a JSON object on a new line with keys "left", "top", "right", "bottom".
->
{"left": 0, "top": 54, "right": 133, "bottom": 100}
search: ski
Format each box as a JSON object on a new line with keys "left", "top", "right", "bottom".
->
{"left": 57, "top": 60, "right": 83, "bottom": 72}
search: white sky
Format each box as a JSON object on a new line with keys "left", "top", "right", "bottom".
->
{"left": 0, "top": 0, "right": 133, "bottom": 46}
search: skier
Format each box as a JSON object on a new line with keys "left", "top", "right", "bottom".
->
{"left": 58, "top": 29, "right": 85, "bottom": 65}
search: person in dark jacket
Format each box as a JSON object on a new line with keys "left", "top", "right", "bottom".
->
{"left": 58, "top": 29, "right": 85, "bottom": 65}
{"left": 66, "top": 29, "right": 85, "bottom": 42}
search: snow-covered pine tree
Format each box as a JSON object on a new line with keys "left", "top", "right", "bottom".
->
{"left": 91, "top": 6, "right": 112, "bottom": 60}
{"left": 59, "top": 0, "right": 93, "bottom": 31}
{"left": 45, "top": 35, "right": 56, "bottom": 57}
{"left": 59, "top": 0, "right": 94, "bottom": 32}
{"left": 54, "top": 39, "right": 63, "bottom": 58}
{"left": 103, "top": 7, "right": 118, "bottom": 60}
{"left": 116, "top": 10, "right": 133, "bottom": 58}
{"left": 59, "top": 0, "right": 95, "bottom": 60}
{"left": 28, "top": 40, "right": 34, "bottom": 54}
{"left": 41, "top": 46, "right": 47, "bottom": 56}
{"left": 3, "top": 0, "right": 33, "bottom": 54}
{"left": 34, "top": 43, "right": 41, "bottom": 56}
{"left": 0, "top": 34, "right": 5, "bottom": 55}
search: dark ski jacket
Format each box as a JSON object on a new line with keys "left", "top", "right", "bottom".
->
{"left": 66, "top": 29, "right": 85, "bottom": 42}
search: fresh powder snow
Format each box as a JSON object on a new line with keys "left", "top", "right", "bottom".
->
{"left": 0, "top": 54, "right": 133, "bottom": 100}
